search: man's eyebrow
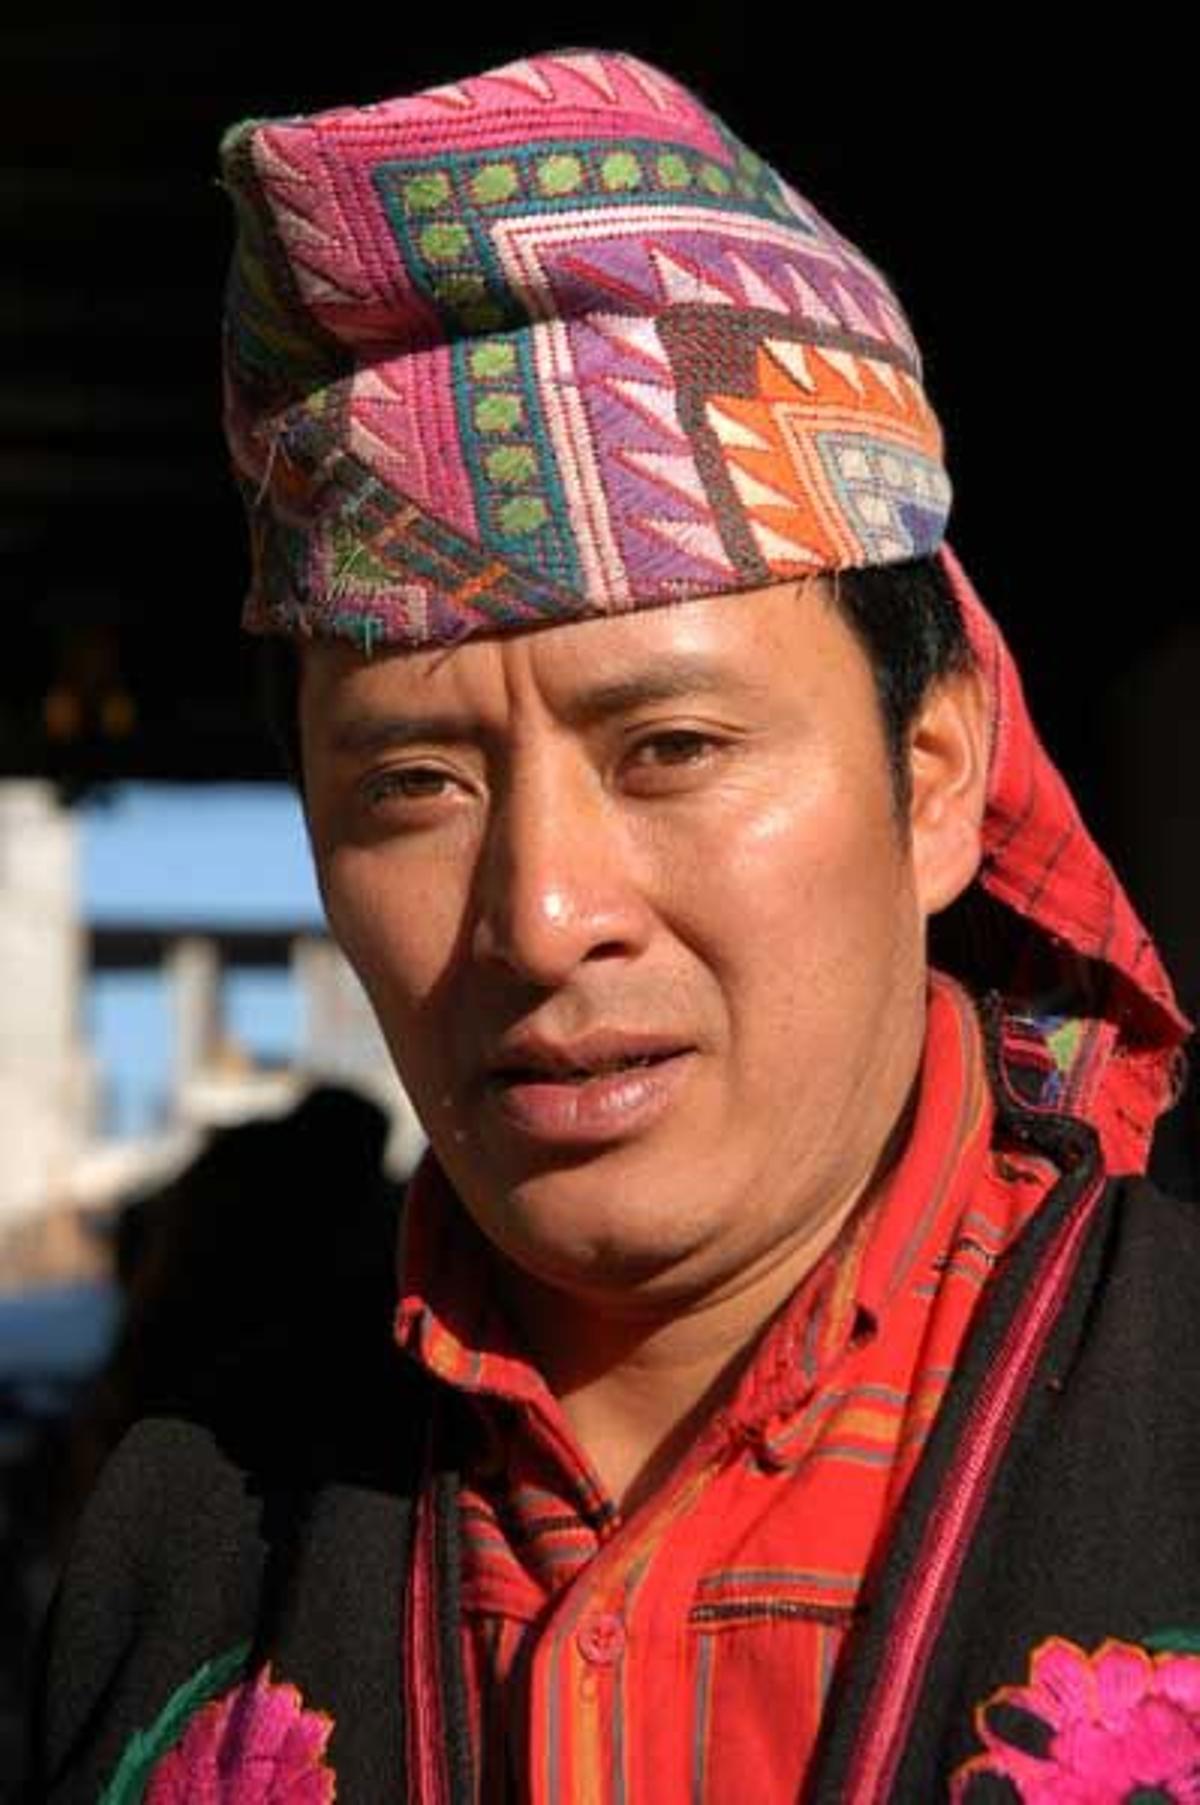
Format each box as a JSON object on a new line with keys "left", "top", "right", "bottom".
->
{"left": 561, "top": 658, "right": 767, "bottom": 726}
{"left": 327, "top": 713, "right": 478, "bottom": 757}
{"left": 326, "top": 658, "right": 763, "bottom": 755}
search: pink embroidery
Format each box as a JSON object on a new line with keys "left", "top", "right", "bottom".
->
{"left": 952, "top": 1636, "right": 1200, "bottom": 1802}
{"left": 145, "top": 1665, "right": 336, "bottom": 1804}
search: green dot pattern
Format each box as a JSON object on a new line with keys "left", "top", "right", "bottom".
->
{"left": 402, "top": 172, "right": 451, "bottom": 212}
{"left": 656, "top": 153, "right": 690, "bottom": 189}
{"left": 469, "top": 342, "right": 517, "bottom": 380}
{"left": 475, "top": 394, "right": 523, "bottom": 433}
{"left": 698, "top": 163, "right": 732, "bottom": 195}
{"left": 486, "top": 446, "right": 537, "bottom": 484}
{"left": 600, "top": 152, "right": 642, "bottom": 191}
{"left": 498, "top": 496, "right": 549, "bottom": 535}
{"left": 538, "top": 154, "right": 585, "bottom": 196}
{"left": 470, "top": 163, "right": 519, "bottom": 204}
{"left": 421, "top": 222, "right": 470, "bottom": 263}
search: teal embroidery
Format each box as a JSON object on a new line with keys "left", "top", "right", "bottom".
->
{"left": 1145, "top": 1626, "right": 1200, "bottom": 1655}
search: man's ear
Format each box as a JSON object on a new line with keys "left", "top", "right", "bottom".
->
{"left": 907, "top": 664, "right": 990, "bottom": 919}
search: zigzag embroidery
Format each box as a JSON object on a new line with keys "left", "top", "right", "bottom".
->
{"left": 725, "top": 252, "right": 791, "bottom": 314}
{"left": 617, "top": 447, "right": 710, "bottom": 512}
{"left": 479, "top": 59, "right": 559, "bottom": 103}
{"left": 648, "top": 245, "right": 743, "bottom": 308}
{"left": 545, "top": 53, "right": 621, "bottom": 103}
{"left": 701, "top": 339, "right": 940, "bottom": 571}
{"left": 629, "top": 513, "right": 736, "bottom": 578}
{"left": 421, "top": 83, "right": 475, "bottom": 111}
{"left": 522, "top": 233, "right": 894, "bottom": 352}
{"left": 254, "top": 131, "right": 367, "bottom": 306}
{"left": 611, "top": 54, "right": 684, "bottom": 114}
{"left": 585, "top": 312, "right": 673, "bottom": 375}
{"left": 605, "top": 376, "right": 689, "bottom": 444}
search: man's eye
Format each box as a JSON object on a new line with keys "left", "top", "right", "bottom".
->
{"left": 629, "top": 730, "right": 717, "bottom": 768}
{"left": 363, "top": 765, "right": 454, "bottom": 806}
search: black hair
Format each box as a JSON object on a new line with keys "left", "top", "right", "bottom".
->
{"left": 258, "top": 552, "right": 975, "bottom": 810}
{"left": 833, "top": 553, "right": 975, "bottom": 812}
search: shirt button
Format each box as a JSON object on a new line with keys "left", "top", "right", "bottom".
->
{"left": 576, "top": 1612, "right": 626, "bottom": 1665}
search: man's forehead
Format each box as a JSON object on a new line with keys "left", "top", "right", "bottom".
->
{"left": 298, "top": 578, "right": 851, "bottom": 726}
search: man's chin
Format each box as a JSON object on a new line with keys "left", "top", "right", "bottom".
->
{"left": 470, "top": 1175, "right": 729, "bottom": 1304}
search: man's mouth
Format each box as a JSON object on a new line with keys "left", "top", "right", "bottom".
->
{"left": 492, "top": 1049, "right": 679, "bottom": 1087}
{"left": 480, "top": 1036, "right": 695, "bottom": 1144}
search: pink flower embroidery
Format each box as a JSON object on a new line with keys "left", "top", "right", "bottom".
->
{"left": 144, "top": 1665, "right": 337, "bottom": 1804}
{"left": 952, "top": 1636, "right": 1200, "bottom": 1803}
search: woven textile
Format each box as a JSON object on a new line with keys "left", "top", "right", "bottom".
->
{"left": 220, "top": 51, "right": 951, "bottom": 648}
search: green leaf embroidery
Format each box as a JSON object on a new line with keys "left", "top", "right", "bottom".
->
{"left": 98, "top": 1641, "right": 251, "bottom": 1805}
{"left": 1145, "top": 1627, "right": 1200, "bottom": 1655}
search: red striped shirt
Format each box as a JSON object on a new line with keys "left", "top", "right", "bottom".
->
{"left": 396, "top": 974, "right": 1056, "bottom": 1803}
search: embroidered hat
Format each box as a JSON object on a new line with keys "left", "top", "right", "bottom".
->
{"left": 220, "top": 49, "right": 952, "bottom": 650}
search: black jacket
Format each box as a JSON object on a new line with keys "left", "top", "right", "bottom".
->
{"left": 25, "top": 1098, "right": 1200, "bottom": 1802}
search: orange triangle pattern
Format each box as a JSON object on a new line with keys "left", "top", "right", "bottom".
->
{"left": 706, "top": 343, "right": 945, "bottom": 573}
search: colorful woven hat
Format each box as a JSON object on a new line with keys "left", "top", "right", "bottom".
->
{"left": 220, "top": 50, "right": 952, "bottom": 650}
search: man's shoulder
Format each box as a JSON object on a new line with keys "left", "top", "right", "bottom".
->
{"left": 1105, "top": 1171, "right": 1200, "bottom": 1282}
{"left": 1064, "top": 1169, "right": 1200, "bottom": 1407}
{"left": 30, "top": 1374, "right": 430, "bottom": 1801}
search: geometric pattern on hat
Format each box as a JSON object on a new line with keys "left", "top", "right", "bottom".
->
{"left": 220, "top": 50, "right": 951, "bottom": 649}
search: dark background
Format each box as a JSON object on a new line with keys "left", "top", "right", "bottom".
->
{"left": 4, "top": 9, "right": 1196, "bottom": 1138}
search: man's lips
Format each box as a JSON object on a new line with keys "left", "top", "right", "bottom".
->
{"left": 484, "top": 1030, "right": 693, "bottom": 1084}
{"left": 480, "top": 1032, "right": 696, "bottom": 1144}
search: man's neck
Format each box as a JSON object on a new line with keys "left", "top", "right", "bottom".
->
{"left": 494, "top": 1185, "right": 875, "bottom": 1515}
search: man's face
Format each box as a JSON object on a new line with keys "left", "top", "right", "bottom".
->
{"left": 301, "top": 580, "right": 949, "bottom": 1309}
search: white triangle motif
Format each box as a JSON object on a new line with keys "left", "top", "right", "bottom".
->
{"left": 750, "top": 518, "right": 822, "bottom": 567}
{"left": 763, "top": 338, "right": 816, "bottom": 392}
{"left": 864, "top": 359, "right": 904, "bottom": 406}
{"left": 635, "top": 514, "right": 735, "bottom": 574}
{"left": 423, "top": 82, "right": 475, "bottom": 110}
{"left": 588, "top": 312, "right": 672, "bottom": 374}
{"left": 621, "top": 448, "right": 709, "bottom": 510}
{"left": 813, "top": 347, "right": 865, "bottom": 395}
{"left": 728, "top": 461, "right": 804, "bottom": 514}
{"left": 706, "top": 399, "right": 772, "bottom": 452}
{"left": 649, "top": 246, "right": 738, "bottom": 309}
{"left": 353, "top": 366, "right": 405, "bottom": 405}
{"left": 549, "top": 52, "right": 619, "bottom": 101}
{"left": 616, "top": 56, "right": 679, "bottom": 113}
{"left": 484, "top": 59, "right": 557, "bottom": 101}
{"left": 782, "top": 265, "right": 841, "bottom": 327}
{"left": 727, "top": 254, "right": 790, "bottom": 314}
{"left": 877, "top": 300, "right": 917, "bottom": 356}
{"left": 608, "top": 378, "right": 687, "bottom": 442}
{"left": 832, "top": 281, "right": 879, "bottom": 339}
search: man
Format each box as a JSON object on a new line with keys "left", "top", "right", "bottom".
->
{"left": 29, "top": 50, "right": 1200, "bottom": 1803}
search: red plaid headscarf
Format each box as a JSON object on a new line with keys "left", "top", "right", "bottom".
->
{"left": 938, "top": 543, "right": 1187, "bottom": 1174}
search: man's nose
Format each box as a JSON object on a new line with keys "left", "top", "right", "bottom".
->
{"left": 470, "top": 754, "right": 651, "bottom": 987}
